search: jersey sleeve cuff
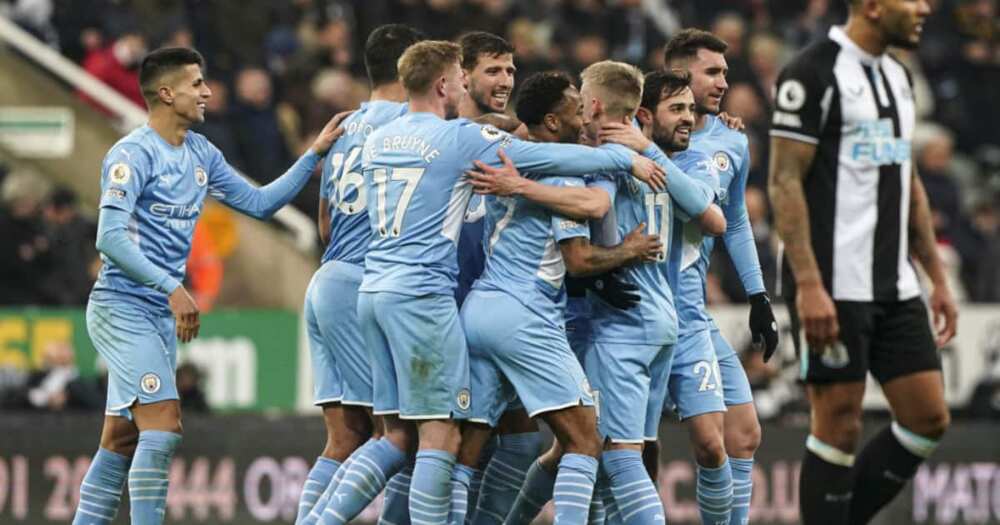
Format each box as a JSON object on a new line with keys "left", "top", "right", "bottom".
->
{"left": 769, "top": 129, "right": 820, "bottom": 145}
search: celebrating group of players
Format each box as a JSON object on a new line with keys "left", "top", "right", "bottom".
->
{"left": 289, "top": 24, "right": 781, "bottom": 525}
{"left": 72, "top": 1, "right": 956, "bottom": 524}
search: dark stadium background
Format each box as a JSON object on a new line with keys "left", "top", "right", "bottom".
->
{"left": 0, "top": 0, "right": 998, "bottom": 523}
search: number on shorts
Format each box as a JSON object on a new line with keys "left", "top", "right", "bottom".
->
{"left": 694, "top": 359, "right": 722, "bottom": 392}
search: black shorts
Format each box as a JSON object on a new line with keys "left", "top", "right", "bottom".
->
{"left": 789, "top": 297, "right": 941, "bottom": 384}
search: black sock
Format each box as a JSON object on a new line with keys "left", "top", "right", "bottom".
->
{"left": 848, "top": 425, "right": 926, "bottom": 524}
{"left": 800, "top": 441, "right": 853, "bottom": 525}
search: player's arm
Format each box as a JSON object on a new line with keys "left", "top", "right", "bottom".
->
{"left": 598, "top": 123, "right": 719, "bottom": 227}
{"left": 95, "top": 146, "right": 200, "bottom": 342}
{"left": 722, "top": 143, "right": 765, "bottom": 294}
{"left": 768, "top": 136, "right": 840, "bottom": 349}
{"left": 460, "top": 122, "right": 666, "bottom": 190}
{"left": 769, "top": 58, "right": 840, "bottom": 348}
{"left": 208, "top": 111, "right": 351, "bottom": 220}
{"left": 724, "top": 142, "right": 778, "bottom": 359}
{"left": 909, "top": 169, "right": 958, "bottom": 347}
{"left": 468, "top": 150, "right": 610, "bottom": 220}
{"left": 560, "top": 225, "right": 661, "bottom": 277}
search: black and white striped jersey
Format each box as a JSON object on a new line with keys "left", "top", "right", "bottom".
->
{"left": 771, "top": 26, "right": 920, "bottom": 303}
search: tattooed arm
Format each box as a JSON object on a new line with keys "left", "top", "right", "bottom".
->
{"left": 909, "top": 170, "right": 958, "bottom": 347}
{"left": 768, "top": 136, "right": 839, "bottom": 348}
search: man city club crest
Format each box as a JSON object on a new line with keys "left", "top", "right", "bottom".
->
{"left": 110, "top": 163, "right": 131, "bottom": 185}
{"left": 713, "top": 152, "right": 731, "bottom": 172}
{"left": 456, "top": 389, "right": 471, "bottom": 411}
{"left": 141, "top": 373, "right": 162, "bottom": 394}
{"left": 195, "top": 167, "right": 208, "bottom": 187}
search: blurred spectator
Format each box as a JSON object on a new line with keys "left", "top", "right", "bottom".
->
{"left": 186, "top": 222, "right": 223, "bottom": 312}
{"left": 177, "top": 362, "right": 209, "bottom": 412}
{"left": 745, "top": 32, "right": 785, "bottom": 108}
{"left": 506, "top": 18, "right": 556, "bottom": 82}
{"left": 7, "top": 341, "right": 103, "bottom": 411}
{"left": 955, "top": 200, "right": 1000, "bottom": 302}
{"left": 0, "top": 170, "right": 52, "bottom": 306}
{"left": 3, "top": 0, "right": 58, "bottom": 46}
{"left": 915, "top": 123, "right": 963, "bottom": 242}
{"left": 80, "top": 28, "right": 147, "bottom": 111}
{"left": 605, "top": 0, "right": 670, "bottom": 69}
{"left": 712, "top": 185, "right": 780, "bottom": 302}
{"left": 40, "top": 187, "right": 99, "bottom": 306}
{"left": 232, "top": 68, "right": 294, "bottom": 187}
{"left": 194, "top": 79, "right": 246, "bottom": 171}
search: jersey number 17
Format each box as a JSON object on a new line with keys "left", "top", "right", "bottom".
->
{"left": 372, "top": 167, "right": 426, "bottom": 238}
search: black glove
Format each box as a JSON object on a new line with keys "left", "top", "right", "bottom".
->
{"left": 565, "top": 269, "right": 640, "bottom": 310}
{"left": 749, "top": 292, "right": 779, "bottom": 362}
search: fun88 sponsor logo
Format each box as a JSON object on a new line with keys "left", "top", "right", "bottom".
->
{"left": 849, "top": 119, "right": 911, "bottom": 166}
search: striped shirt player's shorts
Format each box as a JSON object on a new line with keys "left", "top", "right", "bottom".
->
{"left": 789, "top": 297, "right": 940, "bottom": 385}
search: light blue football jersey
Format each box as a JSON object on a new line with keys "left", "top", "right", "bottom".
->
{"left": 588, "top": 143, "right": 687, "bottom": 346}
{"left": 472, "top": 176, "right": 590, "bottom": 327}
{"left": 675, "top": 115, "right": 764, "bottom": 333}
{"left": 320, "top": 100, "right": 408, "bottom": 265}
{"left": 93, "top": 125, "right": 286, "bottom": 313}
{"left": 359, "top": 112, "right": 633, "bottom": 297}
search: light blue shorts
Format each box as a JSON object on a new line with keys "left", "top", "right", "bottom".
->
{"left": 665, "top": 328, "right": 727, "bottom": 420}
{"left": 646, "top": 346, "right": 673, "bottom": 441}
{"left": 585, "top": 340, "right": 673, "bottom": 443}
{"left": 711, "top": 325, "right": 754, "bottom": 406}
{"left": 304, "top": 260, "right": 372, "bottom": 406}
{"left": 86, "top": 299, "right": 177, "bottom": 419}
{"left": 357, "top": 291, "right": 470, "bottom": 420}
{"left": 461, "top": 290, "right": 593, "bottom": 427}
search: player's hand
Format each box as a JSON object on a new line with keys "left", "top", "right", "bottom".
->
{"left": 310, "top": 110, "right": 354, "bottom": 155}
{"left": 469, "top": 149, "right": 526, "bottom": 196}
{"left": 796, "top": 281, "right": 839, "bottom": 351}
{"left": 630, "top": 156, "right": 666, "bottom": 192}
{"left": 929, "top": 282, "right": 958, "bottom": 348}
{"left": 621, "top": 222, "right": 662, "bottom": 263}
{"left": 749, "top": 292, "right": 779, "bottom": 362}
{"left": 599, "top": 122, "right": 652, "bottom": 152}
{"left": 718, "top": 112, "right": 745, "bottom": 131}
{"left": 169, "top": 285, "right": 200, "bottom": 343}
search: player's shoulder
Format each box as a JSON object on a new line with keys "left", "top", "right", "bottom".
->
{"left": 706, "top": 116, "right": 749, "bottom": 149}
{"left": 105, "top": 127, "right": 156, "bottom": 165}
{"left": 674, "top": 148, "right": 713, "bottom": 172}
{"left": 780, "top": 34, "right": 841, "bottom": 79}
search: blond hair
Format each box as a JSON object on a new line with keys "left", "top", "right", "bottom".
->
{"left": 398, "top": 40, "right": 462, "bottom": 95}
{"left": 580, "top": 60, "right": 644, "bottom": 119}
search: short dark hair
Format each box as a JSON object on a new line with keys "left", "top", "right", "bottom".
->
{"left": 364, "top": 24, "right": 426, "bottom": 87}
{"left": 663, "top": 28, "right": 728, "bottom": 66}
{"left": 640, "top": 70, "right": 692, "bottom": 112}
{"left": 47, "top": 186, "right": 77, "bottom": 209}
{"left": 515, "top": 71, "right": 574, "bottom": 126}
{"left": 459, "top": 31, "right": 514, "bottom": 70}
{"left": 139, "top": 47, "right": 205, "bottom": 104}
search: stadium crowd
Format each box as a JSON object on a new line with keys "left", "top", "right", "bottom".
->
{"left": 1, "top": 0, "right": 999, "bottom": 422}
{"left": 3, "top": 0, "right": 999, "bottom": 304}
